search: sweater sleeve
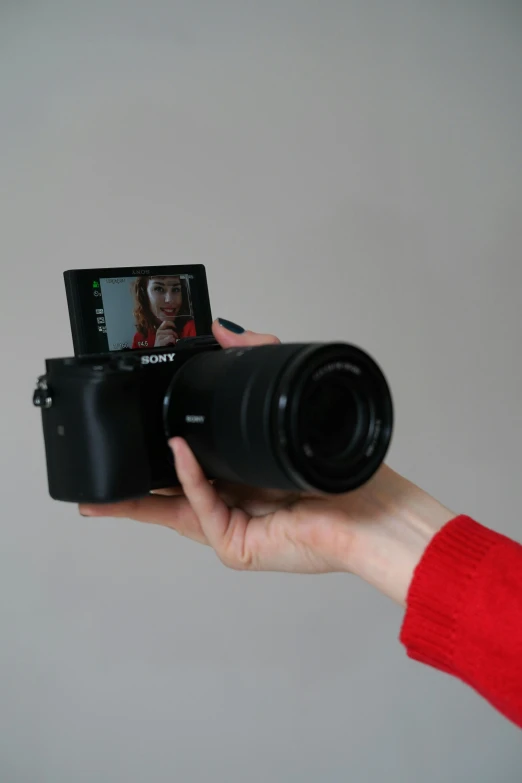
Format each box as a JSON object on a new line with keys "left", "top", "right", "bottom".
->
{"left": 400, "top": 515, "right": 522, "bottom": 729}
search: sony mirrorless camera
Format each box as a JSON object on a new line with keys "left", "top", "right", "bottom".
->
{"left": 34, "top": 264, "right": 394, "bottom": 504}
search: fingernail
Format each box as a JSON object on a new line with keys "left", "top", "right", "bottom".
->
{"left": 169, "top": 437, "right": 181, "bottom": 457}
{"left": 169, "top": 437, "right": 185, "bottom": 471}
{"left": 218, "top": 318, "right": 245, "bottom": 334}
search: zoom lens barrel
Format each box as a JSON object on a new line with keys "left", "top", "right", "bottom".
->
{"left": 163, "top": 343, "right": 393, "bottom": 494}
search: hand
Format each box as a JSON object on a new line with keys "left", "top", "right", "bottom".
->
{"left": 155, "top": 320, "right": 179, "bottom": 347}
{"left": 80, "top": 319, "right": 455, "bottom": 605}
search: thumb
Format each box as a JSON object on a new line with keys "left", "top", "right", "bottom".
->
{"left": 213, "top": 318, "right": 280, "bottom": 348}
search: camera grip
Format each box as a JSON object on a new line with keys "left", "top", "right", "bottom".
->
{"left": 41, "top": 366, "right": 150, "bottom": 503}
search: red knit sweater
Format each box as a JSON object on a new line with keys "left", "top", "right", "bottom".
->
{"left": 400, "top": 515, "right": 522, "bottom": 729}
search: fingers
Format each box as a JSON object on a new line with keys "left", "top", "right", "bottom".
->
{"left": 79, "top": 493, "right": 209, "bottom": 544}
{"left": 212, "top": 319, "right": 280, "bottom": 348}
{"left": 170, "top": 437, "right": 231, "bottom": 551}
{"left": 150, "top": 486, "right": 185, "bottom": 496}
{"left": 156, "top": 334, "right": 177, "bottom": 347}
{"left": 157, "top": 321, "right": 179, "bottom": 341}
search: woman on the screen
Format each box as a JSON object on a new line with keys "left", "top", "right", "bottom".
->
{"left": 131, "top": 275, "right": 196, "bottom": 349}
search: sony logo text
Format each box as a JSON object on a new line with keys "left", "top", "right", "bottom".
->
{"left": 141, "top": 353, "right": 176, "bottom": 365}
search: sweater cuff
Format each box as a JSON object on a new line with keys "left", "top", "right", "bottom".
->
{"left": 399, "top": 515, "right": 501, "bottom": 672}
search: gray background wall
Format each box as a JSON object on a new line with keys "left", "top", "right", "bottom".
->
{"left": 1, "top": 1, "right": 521, "bottom": 781}
{"left": 99, "top": 277, "right": 139, "bottom": 351}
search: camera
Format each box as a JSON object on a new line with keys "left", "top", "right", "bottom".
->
{"left": 34, "top": 265, "right": 394, "bottom": 503}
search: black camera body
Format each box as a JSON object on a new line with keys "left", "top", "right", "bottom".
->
{"left": 34, "top": 337, "right": 220, "bottom": 503}
{"left": 34, "top": 265, "right": 394, "bottom": 504}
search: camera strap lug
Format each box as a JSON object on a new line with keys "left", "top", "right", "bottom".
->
{"left": 33, "top": 375, "right": 53, "bottom": 409}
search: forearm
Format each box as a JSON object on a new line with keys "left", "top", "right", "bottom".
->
{"left": 345, "top": 466, "right": 522, "bottom": 729}
{"left": 343, "top": 465, "right": 455, "bottom": 606}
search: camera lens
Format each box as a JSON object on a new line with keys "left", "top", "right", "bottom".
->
{"left": 164, "top": 342, "right": 392, "bottom": 494}
{"left": 298, "top": 375, "right": 366, "bottom": 461}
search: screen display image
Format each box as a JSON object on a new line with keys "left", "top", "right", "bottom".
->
{"left": 99, "top": 274, "right": 195, "bottom": 351}
{"left": 64, "top": 265, "right": 212, "bottom": 355}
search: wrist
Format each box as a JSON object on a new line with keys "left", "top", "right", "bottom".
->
{"left": 341, "top": 466, "right": 455, "bottom": 607}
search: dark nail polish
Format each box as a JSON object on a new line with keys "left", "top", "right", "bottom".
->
{"left": 218, "top": 318, "right": 245, "bottom": 334}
